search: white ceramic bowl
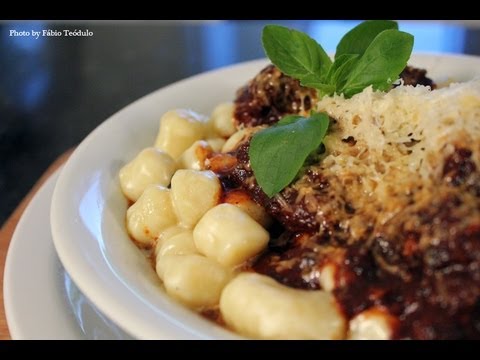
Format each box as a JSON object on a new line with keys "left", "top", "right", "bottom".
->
{"left": 50, "top": 54, "right": 480, "bottom": 339}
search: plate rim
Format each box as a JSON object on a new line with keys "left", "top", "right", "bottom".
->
{"left": 4, "top": 169, "right": 132, "bottom": 339}
{"left": 3, "top": 170, "right": 84, "bottom": 339}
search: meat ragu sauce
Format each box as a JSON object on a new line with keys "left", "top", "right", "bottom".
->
{"left": 234, "top": 65, "right": 317, "bottom": 128}
{"left": 206, "top": 64, "right": 480, "bottom": 339}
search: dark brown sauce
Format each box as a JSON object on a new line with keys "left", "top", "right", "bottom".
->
{"left": 200, "top": 307, "right": 226, "bottom": 326}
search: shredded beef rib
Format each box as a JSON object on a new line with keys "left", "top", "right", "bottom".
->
{"left": 233, "top": 65, "right": 317, "bottom": 128}
{"left": 399, "top": 65, "right": 437, "bottom": 89}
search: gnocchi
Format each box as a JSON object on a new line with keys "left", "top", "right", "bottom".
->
{"left": 154, "top": 109, "right": 207, "bottom": 159}
{"left": 220, "top": 273, "right": 346, "bottom": 339}
{"left": 177, "top": 140, "right": 213, "bottom": 171}
{"left": 209, "top": 102, "right": 236, "bottom": 138}
{"left": 154, "top": 225, "right": 190, "bottom": 257}
{"left": 119, "top": 147, "right": 176, "bottom": 202}
{"left": 205, "top": 137, "right": 226, "bottom": 153}
{"left": 126, "top": 185, "right": 177, "bottom": 247}
{"left": 193, "top": 203, "right": 269, "bottom": 267}
{"left": 156, "top": 254, "right": 232, "bottom": 308}
{"left": 156, "top": 231, "right": 199, "bottom": 258}
{"left": 170, "top": 169, "right": 221, "bottom": 228}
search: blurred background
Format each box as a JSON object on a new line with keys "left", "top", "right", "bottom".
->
{"left": 1, "top": 19, "right": 480, "bottom": 224}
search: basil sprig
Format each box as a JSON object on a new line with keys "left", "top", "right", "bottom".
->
{"left": 262, "top": 21, "right": 413, "bottom": 98}
{"left": 250, "top": 21, "right": 414, "bottom": 197}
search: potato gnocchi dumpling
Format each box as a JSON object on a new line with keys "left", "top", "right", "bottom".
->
{"left": 193, "top": 204, "right": 269, "bottom": 267}
{"left": 126, "top": 185, "right": 177, "bottom": 247}
{"left": 170, "top": 169, "right": 221, "bottom": 228}
{"left": 119, "top": 147, "right": 176, "bottom": 202}
{"left": 154, "top": 225, "right": 190, "bottom": 257}
{"left": 220, "top": 273, "right": 347, "bottom": 340}
{"left": 205, "top": 137, "right": 226, "bottom": 153}
{"left": 177, "top": 140, "right": 213, "bottom": 171}
{"left": 209, "top": 102, "right": 236, "bottom": 138}
{"left": 156, "top": 231, "right": 199, "bottom": 258}
{"left": 156, "top": 254, "right": 232, "bottom": 308}
{"left": 154, "top": 109, "right": 207, "bottom": 159}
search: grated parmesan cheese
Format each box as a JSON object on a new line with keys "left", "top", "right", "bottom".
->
{"left": 308, "top": 79, "right": 480, "bottom": 229}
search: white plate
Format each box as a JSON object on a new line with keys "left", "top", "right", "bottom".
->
{"left": 3, "top": 170, "right": 132, "bottom": 340}
{"left": 50, "top": 55, "right": 480, "bottom": 340}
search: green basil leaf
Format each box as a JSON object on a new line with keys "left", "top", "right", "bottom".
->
{"left": 340, "top": 29, "right": 414, "bottom": 98}
{"left": 262, "top": 25, "right": 332, "bottom": 84}
{"left": 249, "top": 112, "right": 330, "bottom": 197}
{"left": 302, "top": 54, "right": 360, "bottom": 97}
{"left": 298, "top": 77, "right": 335, "bottom": 97}
{"left": 276, "top": 114, "right": 303, "bottom": 125}
{"left": 335, "top": 20, "right": 398, "bottom": 59}
{"left": 325, "top": 53, "right": 360, "bottom": 91}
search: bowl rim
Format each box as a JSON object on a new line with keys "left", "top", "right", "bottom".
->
{"left": 50, "top": 53, "right": 480, "bottom": 339}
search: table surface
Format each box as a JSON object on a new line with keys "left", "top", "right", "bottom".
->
{"left": 1, "top": 19, "right": 480, "bottom": 340}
